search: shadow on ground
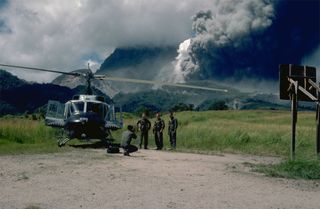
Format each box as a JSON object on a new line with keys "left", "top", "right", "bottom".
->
{"left": 69, "top": 141, "right": 106, "bottom": 149}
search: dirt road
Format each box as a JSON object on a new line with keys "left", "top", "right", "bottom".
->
{"left": 0, "top": 149, "right": 319, "bottom": 209}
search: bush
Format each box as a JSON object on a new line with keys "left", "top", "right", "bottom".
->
{"left": 32, "top": 114, "right": 38, "bottom": 120}
{"left": 255, "top": 159, "right": 320, "bottom": 179}
{"left": 170, "top": 103, "right": 194, "bottom": 112}
{"left": 135, "top": 106, "right": 156, "bottom": 117}
{"left": 208, "top": 101, "right": 228, "bottom": 110}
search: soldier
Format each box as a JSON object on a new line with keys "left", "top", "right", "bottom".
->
{"left": 168, "top": 112, "right": 178, "bottom": 149}
{"left": 136, "top": 112, "right": 151, "bottom": 149}
{"left": 121, "top": 125, "right": 138, "bottom": 156}
{"left": 153, "top": 112, "right": 165, "bottom": 150}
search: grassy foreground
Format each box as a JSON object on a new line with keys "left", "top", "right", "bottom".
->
{"left": 1, "top": 110, "right": 319, "bottom": 179}
{"left": 0, "top": 116, "right": 65, "bottom": 155}
{"left": 119, "top": 110, "right": 320, "bottom": 179}
{"left": 119, "top": 110, "right": 317, "bottom": 158}
{"left": 254, "top": 159, "right": 320, "bottom": 179}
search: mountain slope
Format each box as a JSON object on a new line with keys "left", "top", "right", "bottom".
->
{"left": 96, "top": 47, "right": 178, "bottom": 93}
{"left": 0, "top": 70, "right": 111, "bottom": 115}
{"left": 0, "top": 70, "right": 27, "bottom": 91}
{"left": 99, "top": 47, "right": 177, "bottom": 73}
{"left": 0, "top": 69, "right": 303, "bottom": 116}
{"left": 52, "top": 47, "right": 178, "bottom": 96}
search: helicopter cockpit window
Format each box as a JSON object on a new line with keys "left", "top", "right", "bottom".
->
{"left": 86, "top": 102, "right": 104, "bottom": 116}
{"left": 70, "top": 102, "right": 85, "bottom": 114}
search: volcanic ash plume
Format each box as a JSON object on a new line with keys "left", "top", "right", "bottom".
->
{"left": 171, "top": 38, "right": 193, "bottom": 83}
{"left": 174, "top": 0, "right": 276, "bottom": 80}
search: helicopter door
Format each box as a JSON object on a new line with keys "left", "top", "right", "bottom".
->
{"left": 105, "top": 105, "right": 123, "bottom": 130}
{"left": 45, "top": 100, "right": 65, "bottom": 127}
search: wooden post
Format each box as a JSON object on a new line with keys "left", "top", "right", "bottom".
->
{"left": 291, "top": 91, "right": 297, "bottom": 160}
{"left": 317, "top": 103, "right": 320, "bottom": 156}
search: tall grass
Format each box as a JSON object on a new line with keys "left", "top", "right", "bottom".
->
{"left": 0, "top": 117, "right": 63, "bottom": 154}
{"left": 254, "top": 159, "right": 320, "bottom": 179}
{"left": 0, "top": 110, "right": 318, "bottom": 159}
{"left": 120, "top": 110, "right": 317, "bottom": 159}
{"left": 175, "top": 111, "right": 316, "bottom": 159}
{"left": 122, "top": 110, "right": 319, "bottom": 179}
{"left": 1, "top": 110, "right": 318, "bottom": 178}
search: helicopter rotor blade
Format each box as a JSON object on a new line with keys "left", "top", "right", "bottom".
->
{"left": 94, "top": 75, "right": 228, "bottom": 92}
{"left": 0, "top": 63, "right": 228, "bottom": 92}
{"left": 0, "top": 63, "right": 82, "bottom": 76}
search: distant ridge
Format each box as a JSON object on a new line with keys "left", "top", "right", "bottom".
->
{"left": 0, "top": 70, "right": 110, "bottom": 116}
{"left": 98, "top": 47, "right": 177, "bottom": 73}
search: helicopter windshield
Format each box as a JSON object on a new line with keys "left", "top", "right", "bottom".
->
{"left": 86, "top": 102, "right": 104, "bottom": 116}
{"left": 70, "top": 102, "right": 85, "bottom": 114}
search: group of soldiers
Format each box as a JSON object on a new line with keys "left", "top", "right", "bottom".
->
{"left": 121, "top": 112, "right": 178, "bottom": 156}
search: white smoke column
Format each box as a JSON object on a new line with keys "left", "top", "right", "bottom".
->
{"left": 172, "top": 38, "right": 192, "bottom": 83}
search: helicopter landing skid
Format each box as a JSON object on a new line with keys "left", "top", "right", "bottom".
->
{"left": 58, "top": 137, "right": 72, "bottom": 147}
{"left": 57, "top": 129, "right": 72, "bottom": 147}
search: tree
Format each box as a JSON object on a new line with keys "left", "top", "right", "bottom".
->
{"left": 170, "top": 103, "right": 194, "bottom": 112}
{"left": 208, "top": 101, "right": 228, "bottom": 110}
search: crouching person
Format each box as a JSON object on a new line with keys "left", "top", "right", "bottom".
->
{"left": 121, "top": 125, "right": 138, "bottom": 156}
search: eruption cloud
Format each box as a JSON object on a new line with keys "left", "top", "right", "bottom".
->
{"left": 172, "top": 0, "right": 320, "bottom": 82}
{"left": 171, "top": 38, "right": 191, "bottom": 83}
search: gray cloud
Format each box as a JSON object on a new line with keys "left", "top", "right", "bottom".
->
{"left": 172, "top": 0, "right": 320, "bottom": 83}
{"left": 173, "top": 0, "right": 276, "bottom": 81}
{"left": 0, "top": 0, "right": 213, "bottom": 82}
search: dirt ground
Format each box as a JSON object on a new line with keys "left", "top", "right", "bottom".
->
{"left": 0, "top": 148, "right": 319, "bottom": 209}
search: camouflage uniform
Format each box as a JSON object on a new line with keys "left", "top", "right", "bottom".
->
{"left": 153, "top": 118, "right": 165, "bottom": 150}
{"left": 137, "top": 118, "right": 151, "bottom": 149}
{"left": 168, "top": 117, "right": 178, "bottom": 148}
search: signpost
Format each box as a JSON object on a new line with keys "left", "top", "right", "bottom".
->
{"left": 279, "top": 64, "right": 319, "bottom": 160}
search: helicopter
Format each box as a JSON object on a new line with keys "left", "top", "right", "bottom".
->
{"left": 0, "top": 63, "right": 228, "bottom": 147}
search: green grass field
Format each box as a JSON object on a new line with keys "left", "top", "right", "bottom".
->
{"left": 1, "top": 110, "right": 319, "bottom": 179}
{"left": 0, "top": 116, "right": 67, "bottom": 155}
{"left": 119, "top": 110, "right": 318, "bottom": 158}
{"left": 0, "top": 110, "right": 318, "bottom": 157}
{"left": 119, "top": 110, "right": 320, "bottom": 179}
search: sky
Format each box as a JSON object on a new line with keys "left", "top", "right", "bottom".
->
{"left": 0, "top": 0, "right": 319, "bottom": 83}
{"left": 0, "top": 0, "right": 215, "bottom": 82}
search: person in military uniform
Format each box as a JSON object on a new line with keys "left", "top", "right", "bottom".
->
{"left": 136, "top": 113, "right": 151, "bottom": 149}
{"left": 121, "top": 125, "right": 138, "bottom": 156}
{"left": 168, "top": 112, "right": 178, "bottom": 149}
{"left": 153, "top": 112, "right": 165, "bottom": 150}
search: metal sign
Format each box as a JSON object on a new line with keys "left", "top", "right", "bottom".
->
{"left": 279, "top": 64, "right": 316, "bottom": 101}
